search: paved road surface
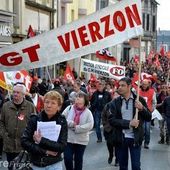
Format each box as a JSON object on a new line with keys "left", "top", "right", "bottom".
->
{"left": 1, "top": 122, "right": 170, "bottom": 170}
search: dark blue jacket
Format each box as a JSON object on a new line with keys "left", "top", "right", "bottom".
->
{"left": 90, "top": 90, "right": 112, "bottom": 112}
{"left": 109, "top": 92, "right": 151, "bottom": 146}
{"left": 162, "top": 96, "right": 170, "bottom": 117}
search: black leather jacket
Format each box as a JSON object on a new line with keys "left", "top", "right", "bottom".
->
{"left": 109, "top": 93, "right": 151, "bottom": 146}
{"left": 90, "top": 90, "right": 112, "bottom": 112}
{"left": 21, "top": 111, "right": 68, "bottom": 167}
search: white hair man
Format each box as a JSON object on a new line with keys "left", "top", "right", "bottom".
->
{"left": 0, "top": 83, "right": 36, "bottom": 170}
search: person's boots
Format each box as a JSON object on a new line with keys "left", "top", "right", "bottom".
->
{"left": 158, "top": 137, "right": 164, "bottom": 144}
{"left": 108, "top": 154, "right": 113, "bottom": 164}
{"left": 107, "top": 142, "right": 113, "bottom": 164}
{"left": 114, "top": 158, "right": 119, "bottom": 166}
{"left": 166, "top": 137, "right": 170, "bottom": 145}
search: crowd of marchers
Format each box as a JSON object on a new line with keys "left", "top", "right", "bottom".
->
{"left": 0, "top": 53, "right": 170, "bottom": 170}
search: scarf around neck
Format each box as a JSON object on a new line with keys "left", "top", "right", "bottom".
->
{"left": 73, "top": 104, "right": 86, "bottom": 125}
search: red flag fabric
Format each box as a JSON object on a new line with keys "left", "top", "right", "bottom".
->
{"left": 132, "top": 73, "right": 139, "bottom": 89}
{"left": 0, "top": 70, "right": 32, "bottom": 91}
{"left": 159, "top": 46, "right": 165, "bottom": 57}
{"left": 132, "top": 72, "right": 153, "bottom": 90}
{"left": 90, "top": 73, "right": 97, "bottom": 82}
{"left": 27, "top": 25, "right": 35, "bottom": 38}
{"left": 141, "top": 72, "right": 153, "bottom": 82}
{"left": 154, "top": 54, "right": 161, "bottom": 67}
{"left": 133, "top": 55, "right": 139, "bottom": 63}
{"left": 147, "top": 50, "right": 154, "bottom": 60}
{"left": 96, "top": 49, "right": 117, "bottom": 62}
{"left": 0, "top": 72, "right": 5, "bottom": 82}
{"left": 64, "top": 64, "right": 75, "bottom": 81}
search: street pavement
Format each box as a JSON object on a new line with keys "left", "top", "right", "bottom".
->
{"left": 1, "top": 121, "right": 170, "bottom": 170}
{"left": 83, "top": 124, "right": 170, "bottom": 170}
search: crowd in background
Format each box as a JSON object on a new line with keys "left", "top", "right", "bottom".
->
{"left": 0, "top": 53, "right": 170, "bottom": 170}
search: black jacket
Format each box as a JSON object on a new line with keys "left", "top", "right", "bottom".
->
{"left": 162, "top": 96, "right": 170, "bottom": 117}
{"left": 90, "top": 90, "right": 112, "bottom": 112}
{"left": 109, "top": 93, "right": 151, "bottom": 146}
{"left": 21, "top": 111, "right": 68, "bottom": 167}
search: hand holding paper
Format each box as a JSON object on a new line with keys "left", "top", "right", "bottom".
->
{"left": 37, "top": 121, "right": 61, "bottom": 142}
{"left": 33, "top": 130, "right": 42, "bottom": 144}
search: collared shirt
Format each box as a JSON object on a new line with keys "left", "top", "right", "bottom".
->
{"left": 31, "top": 93, "right": 38, "bottom": 107}
{"left": 121, "top": 94, "right": 134, "bottom": 138}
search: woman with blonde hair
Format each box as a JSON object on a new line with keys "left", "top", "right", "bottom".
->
{"left": 21, "top": 91, "right": 67, "bottom": 170}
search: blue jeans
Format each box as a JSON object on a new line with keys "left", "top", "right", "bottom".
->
{"left": 31, "top": 161, "right": 62, "bottom": 170}
{"left": 117, "top": 138, "right": 141, "bottom": 170}
{"left": 143, "top": 121, "right": 150, "bottom": 145}
{"left": 94, "top": 110, "right": 102, "bottom": 140}
{"left": 64, "top": 143, "right": 86, "bottom": 170}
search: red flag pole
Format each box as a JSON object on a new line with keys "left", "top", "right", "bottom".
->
{"left": 134, "top": 36, "right": 142, "bottom": 120}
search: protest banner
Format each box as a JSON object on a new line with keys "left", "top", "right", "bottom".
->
{"left": 81, "top": 59, "right": 125, "bottom": 80}
{"left": 0, "top": 70, "right": 32, "bottom": 91}
{"left": 0, "top": 0, "right": 143, "bottom": 72}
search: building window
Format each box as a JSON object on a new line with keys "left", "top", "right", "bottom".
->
{"left": 123, "top": 47, "right": 130, "bottom": 63}
{"left": 145, "top": 0, "right": 148, "bottom": 8}
{"left": 152, "top": 4, "right": 156, "bottom": 13}
{"left": 152, "top": 16, "right": 156, "bottom": 32}
{"left": 146, "top": 14, "right": 150, "bottom": 31}
{"left": 71, "top": 9, "right": 74, "bottom": 21}
{"left": 61, "top": 6, "right": 66, "bottom": 25}
{"left": 142, "top": 13, "right": 145, "bottom": 30}
{"left": 100, "top": 0, "right": 108, "bottom": 9}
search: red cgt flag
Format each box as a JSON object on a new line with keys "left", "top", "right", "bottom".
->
{"left": 64, "top": 64, "right": 75, "bottom": 81}
{"left": 96, "top": 49, "right": 117, "bottom": 62}
{"left": 27, "top": 25, "right": 35, "bottom": 38}
{"left": 159, "top": 46, "right": 165, "bottom": 57}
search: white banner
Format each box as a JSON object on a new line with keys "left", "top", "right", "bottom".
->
{"left": 0, "top": 0, "right": 142, "bottom": 72}
{"left": 81, "top": 59, "right": 125, "bottom": 80}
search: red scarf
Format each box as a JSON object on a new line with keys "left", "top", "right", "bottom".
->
{"left": 73, "top": 105, "right": 85, "bottom": 125}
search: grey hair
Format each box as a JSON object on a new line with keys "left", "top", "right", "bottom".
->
{"left": 13, "top": 84, "right": 27, "bottom": 94}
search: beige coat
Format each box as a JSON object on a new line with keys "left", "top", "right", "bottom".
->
{"left": 62, "top": 105, "right": 94, "bottom": 145}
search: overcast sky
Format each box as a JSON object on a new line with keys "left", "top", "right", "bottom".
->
{"left": 156, "top": 0, "right": 170, "bottom": 30}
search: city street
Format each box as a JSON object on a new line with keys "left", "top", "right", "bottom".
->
{"left": 1, "top": 122, "right": 170, "bottom": 170}
{"left": 83, "top": 124, "right": 170, "bottom": 170}
{"left": 0, "top": 0, "right": 170, "bottom": 170}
